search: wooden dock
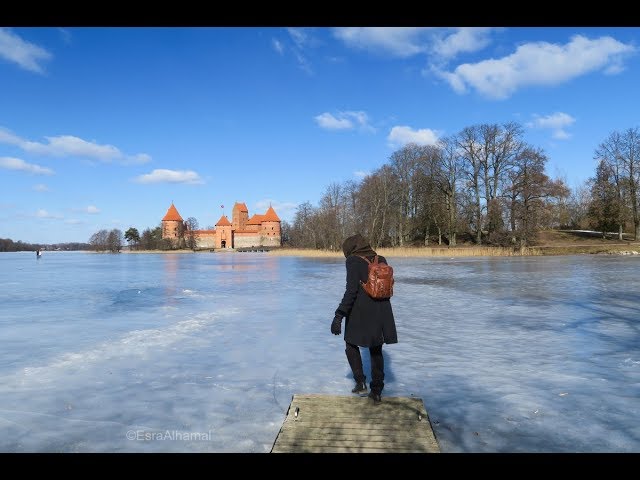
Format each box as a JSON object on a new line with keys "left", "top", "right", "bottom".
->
{"left": 235, "top": 246, "right": 276, "bottom": 252}
{"left": 270, "top": 394, "right": 440, "bottom": 453}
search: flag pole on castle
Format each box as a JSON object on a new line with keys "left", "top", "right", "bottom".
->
{"left": 221, "top": 204, "right": 225, "bottom": 217}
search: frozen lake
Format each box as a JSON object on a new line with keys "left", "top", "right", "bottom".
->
{"left": 0, "top": 251, "right": 639, "bottom": 452}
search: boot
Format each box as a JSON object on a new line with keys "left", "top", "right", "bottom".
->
{"left": 351, "top": 377, "right": 368, "bottom": 395}
{"left": 368, "top": 391, "right": 382, "bottom": 405}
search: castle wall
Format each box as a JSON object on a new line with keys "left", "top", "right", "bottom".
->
{"left": 233, "top": 233, "right": 263, "bottom": 248}
{"left": 195, "top": 233, "right": 217, "bottom": 249}
{"left": 262, "top": 235, "right": 282, "bottom": 247}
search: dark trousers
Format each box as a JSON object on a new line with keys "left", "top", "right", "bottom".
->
{"left": 345, "top": 342, "right": 384, "bottom": 395}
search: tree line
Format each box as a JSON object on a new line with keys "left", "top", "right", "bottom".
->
{"left": 0, "top": 238, "right": 91, "bottom": 252}
{"left": 285, "top": 123, "right": 640, "bottom": 250}
{"left": 88, "top": 217, "right": 201, "bottom": 252}
{"left": 590, "top": 127, "right": 640, "bottom": 240}
{"left": 89, "top": 229, "right": 125, "bottom": 252}
{"left": 84, "top": 124, "right": 638, "bottom": 252}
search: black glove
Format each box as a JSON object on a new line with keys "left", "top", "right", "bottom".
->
{"left": 331, "top": 314, "right": 343, "bottom": 335}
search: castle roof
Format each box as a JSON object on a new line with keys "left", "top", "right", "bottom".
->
{"left": 263, "top": 205, "right": 281, "bottom": 222}
{"left": 215, "top": 215, "right": 232, "bottom": 227}
{"left": 162, "top": 203, "right": 183, "bottom": 222}
{"left": 247, "top": 214, "right": 264, "bottom": 225}
{"left": 234, "top": 202, "right": 248, "bottom": 212}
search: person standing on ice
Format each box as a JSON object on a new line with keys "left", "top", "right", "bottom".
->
{"left": 331, "top": 233, "right": 398, "bottom": 404}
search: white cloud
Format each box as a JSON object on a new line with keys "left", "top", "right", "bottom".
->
{"left": 388, "top": 126, "right": 439, "bottom": 147}
{"left": 35, "top": 209, "right": 63, "bottom": 219}
{"left": 334, "top": 27, "right": 498, "bottom": 61}
{"left": 71, "top": 205, "right": 101, "bottom": 214}
{"left": 333, "top": 27, "right": 430, "bottom": 58}
{"left": 0, "top": 127, "right": 21, "bottom": 145}
{"left": 0, "top": 156, "right": 54, "bottom": 175}
{"left": 552, "top": 130, "right": 571, "bottom": 140}
{"left": 0, "top": 127, "right": 152, "bottom": 164}
{"left": 314, "top": 111, "right": 373, "bottom": 132}
{"left": 255, "top": 199, "right": 298, "bottom": 221}
{"left": 315, "top": 113, "right": 352, "bottom": 130}
{"left": 33, "top": 183, "right": 49, "bottom": 192}
{"left": 287, "top": 28, "right": 308, "bottom": 48}
{"left": 25, "top": 135, "right": 121, "bottom": 159}
{"left": 354, "top": 170, "right": 369, "bottom": 179}
{"left": 272, "top": 38, "right": 284, "bottom": 55}
{"left": 0, "top": 28, "right": 52, "bottom": 74}
{"left": 286, "top": 28, "right": 314, "bottom": 75}
{"left": 58, "top": 28, "right": 72, "bottom": 45}
{"left": 133, "top": 169, "right": 204, "bottom": 185}
{"left": 431, "top": 28, "right": 495, "bottom": 60}
{"left": 439, "top": 35, "right": 635, "bottom": 100}
{"left": 527, "top": 112, "right": 576, "bottom": 140}
{"left": 293, "top": 50, "right": 313, "bottom": 75}
{"left": 64, "top": 219, "right": 83, "bottom": 225}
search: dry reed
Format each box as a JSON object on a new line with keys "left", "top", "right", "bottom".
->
{"left": 268, "top": 246, "right": 543, "bottom": 258}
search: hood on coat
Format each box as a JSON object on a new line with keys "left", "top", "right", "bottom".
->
{"left": 342, "top": 233, "right": 377, "bottom": 258}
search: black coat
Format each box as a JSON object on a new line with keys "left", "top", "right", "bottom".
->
{"left": 335, "top": 254, "right": 398, "bottom": 347}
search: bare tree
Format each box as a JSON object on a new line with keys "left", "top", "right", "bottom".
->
{"left": 89, "top": 229, "right": 109, "bottom": 251}
{"left": 566, "top": 183, "right": 592, "bottom": 229}
{"left": 107, "top": 229, "right": 123, "bottom": 253}
{"left": 507, "top": 147, "right": 569, "bottom": 246}
{"left": 185, "top": 217, "right": 199, "bottom": 250}
{"left": 357, "top": 165, "right": 398, "bottom": 248}
{"left": 480, "top": 122, "right": 523, "bottom": 236}
{"left": 289, "top": 201, "right": 318, "bottom": 248}
{"left": 457, "top": 126, "right": 484, "bottom": 244}
{"left": 389, "top": 143, "right": 430, "bottom": 246}
{"left": 595, "top": 128, "right": 640, "bottom": 239}
{"left": 280, "top": 220, "right": 292, "bottom": 246}
{"left": 434, "top": 136, "right": 462, "bottom": 246}
{"left": 318, "top": 182, "right": 344, "bottom": 250}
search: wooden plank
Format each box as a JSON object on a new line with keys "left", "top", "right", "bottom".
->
{"left": 280, "top": 421, "right": 422, "bottom": 430}
{"left": 278, "top": 430, "right": 428, "bottom": 444}
{"left": 270, "top": 394, "right": 440, "bottom": 453}
{"left": 273, "top": 437, "right": 437, "bottom": 450}
{"left": 272, "top": 445, "right": 424, "bottom": 453}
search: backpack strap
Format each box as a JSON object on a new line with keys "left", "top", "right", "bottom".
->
{"left": 357, "top": 255, "right": 378, "bottom": 264}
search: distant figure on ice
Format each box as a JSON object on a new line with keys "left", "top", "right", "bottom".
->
{"left": 331, "top": 233, "right": 397, "bottom": 404}
{"left": 36, "top": 249, "right": 41, "bottom": 258}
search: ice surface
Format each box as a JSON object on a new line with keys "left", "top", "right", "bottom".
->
{"left": 0, "top": 251, "right": 638, "bottom": 452}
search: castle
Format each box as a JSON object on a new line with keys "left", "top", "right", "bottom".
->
{"left": 161, "top": 201, "right": 281, "bottom": 249}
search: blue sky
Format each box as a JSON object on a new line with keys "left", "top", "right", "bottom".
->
{"left": 1, "top": 27, "right": 638, "bottom": 244}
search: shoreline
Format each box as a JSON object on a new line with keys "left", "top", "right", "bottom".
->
{"left": 114, "top": 244, "right": 640, "bottom": 257}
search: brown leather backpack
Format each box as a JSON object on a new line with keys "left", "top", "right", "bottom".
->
{"left": 358, "top": 255, "right": 394, "bottom": 299}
